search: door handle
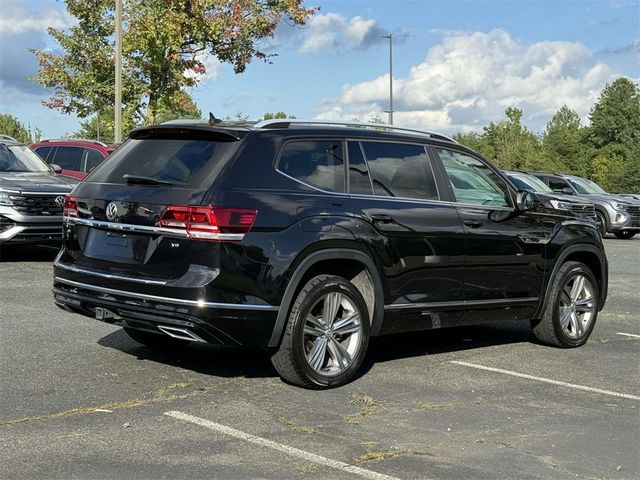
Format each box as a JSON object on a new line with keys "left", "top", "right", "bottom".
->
{"left": 370, "top": 213, "right": 395, "bottom": 224}
{"left": 463, "top": 219, "right": 482, "bottom": 228}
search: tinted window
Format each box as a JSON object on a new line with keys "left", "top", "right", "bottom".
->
{"left": 52, "top": 146, "right": 83, "bottom": 171}
{"left": 548, "top": 177, "right": 569, "bottom": 191}
{"left": 34, "top": 146, "right": 53, "bottom": 162}
{"left": 437, "top": 148, "right": 510, "bottom": 207}
{"left": 361, "top": 142, "right": 438, "bottom": 200}
{"left": 347, "top": 142, "right": 373, "bottom": 195}
{"left": 278, "top": 140, "right": 345, "bottom": 192}
{"left": 85, "top": 148, "right": 105, "bottom": 172}
{"left": 87, "top": 137, "right": 239, "bottom": 187}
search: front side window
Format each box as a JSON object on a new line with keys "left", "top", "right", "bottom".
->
{"left": 548, "top": 177, "right": 570, "bottom": 192}
{"left": 278, "top": 140, "right": 345, "bottom": 192}
{"left": 437, "top": 148, "right": 510, "bottom": 207}
{"left": 360, "top": 142, "right": 439, "bottom": 200}
{"left": 84, "top": 148, "right": 105, "bottom": 172}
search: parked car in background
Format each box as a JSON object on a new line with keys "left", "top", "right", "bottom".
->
{"left": 31, "top": 139, "right": 116, "bottom": 180}
{"left": 0, "top": 135, "right": 76, "bottom": 247}
{"left": 503, "top": 171, "right": 597, "bottom": 224}
{"left": 52, "top": 120, "right": 607, "bottom": 388}
{"left": 529, "top": 172, "right": 640, "bottom": 239}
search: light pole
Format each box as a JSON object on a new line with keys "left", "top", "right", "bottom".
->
{"left": 383, "top": 33, "right": 393, "bottom": 125}
{"left": 114, "top": 0, "right": 122, "bottom": 143}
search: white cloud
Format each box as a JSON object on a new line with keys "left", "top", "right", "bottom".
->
{"left": 315, "top": 29, "right": 625, "bottom": 133}
{"left": 0, "top": 2, "right": 73, "bottom": 35}
{"left": 184, "top": 52, "right": 223, "bottom": 83}
{"left": 299, "top": 13, "right": 387, "bottom": 54}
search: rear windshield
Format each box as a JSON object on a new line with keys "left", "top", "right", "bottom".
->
{"left": 86, "top": 137, "right": 239, "bottom": 187}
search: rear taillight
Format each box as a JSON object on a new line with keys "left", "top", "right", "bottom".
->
{"left": 63, "top": 195, "right": 78, "bottom": 217}
{"left": 157, "top": 205, "right": 257, "bottom": 241}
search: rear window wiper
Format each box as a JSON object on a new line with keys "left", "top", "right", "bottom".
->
{"left": 123, "top": 174, "right": 173, "bottom": 186}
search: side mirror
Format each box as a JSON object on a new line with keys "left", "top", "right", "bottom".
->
{"left": 50, "top": 164, "right": 63, "bottom": 174}
{"left": 562, "top": 187, "right": 574, "bottom": 195}
{"left": 516, "top": 190, "right": 537, "bottom": 211}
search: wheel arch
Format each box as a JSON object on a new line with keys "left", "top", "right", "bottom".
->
{"left": 268, "top": 248, "right": 385, "bottom": 347}
{"left": 536, "top": 243, "right": 608, "bottom": 318}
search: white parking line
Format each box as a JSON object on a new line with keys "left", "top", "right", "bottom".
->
{"left": 450, "top": 361, "right": 640, "bottom": 401}
{"left": 616, "top": 332, "right": 640, "bottom": 339}
{"left": 164, "top": 411, "right": 403, "bottom": 480}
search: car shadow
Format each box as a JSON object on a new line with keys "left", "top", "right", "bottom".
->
{"left": 0, "top": 245, "right": 59, "bottom": 262}
{"left": 98, "top": 320, "right": 534, "bottom": 382}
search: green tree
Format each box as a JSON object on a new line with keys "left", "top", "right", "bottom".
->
{"left": 587, "top": 77, "right": 640, "bottom": 193}
{"left": 452, "top": 131, "right": 490, "bottom": 157}
{"left": 262, "top": 112, "right": 297, "bottom": 120}
{"left": 0, "top": 114, "right": 42, "bottom": 144}
{"left": 31, "top": 0, "right": 315, "bottom": 135}
{"left": 481, "top": 107, "right": 543, "bottom": 170}
{"left": 542, "top": 105, "right": 590, "bottom": 176}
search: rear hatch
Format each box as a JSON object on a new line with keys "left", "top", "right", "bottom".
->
{"left": 56, "top": 126, "right": 247, "bottom": 285}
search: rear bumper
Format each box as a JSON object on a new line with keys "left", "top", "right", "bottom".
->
{"left": 53, "top": 276, "right": 279, "bottom": 346}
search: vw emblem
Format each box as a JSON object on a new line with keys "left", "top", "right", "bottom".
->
{"left": 105, "top": 202, "right": 118, "bottom": 220}
{"left": 54, "top": 196, "right": 65, "bottom": 207}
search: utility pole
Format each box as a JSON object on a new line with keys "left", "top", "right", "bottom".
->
{"left": 114, "top": 0, "right": 122, "bottom": 143}
{"left": 384, "top": 34, "right": 393, "bottom": 125}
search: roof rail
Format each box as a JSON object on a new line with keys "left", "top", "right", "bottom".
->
{"left": 39, "top": 138, "right": 108, "bottom": 147}
{"left": 0, "top": 134, "right": 19, "bottom": 142}
{"left": 252, "top": 119, "right": 457, "bottom": 143}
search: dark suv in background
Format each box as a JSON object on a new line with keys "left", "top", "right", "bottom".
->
{"left": 52, "top": 120, "right": 608, "bottom": 388}
{"left": 529, "top": 172, "right": 640, "bottom": 239}
{"left": 0, "top": 135, "right": 76, "bottom": 247}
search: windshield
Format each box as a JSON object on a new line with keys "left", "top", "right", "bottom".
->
{"left": 508, "top": 173, "right": 553, "bottom": 193}
{"left": 568, "top": 177, "right": 607, "bottom": 194}
{"left": 0, "top": 145, "right": 51, "bottom": 172}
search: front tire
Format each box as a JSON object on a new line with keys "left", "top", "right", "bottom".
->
{"left": 596, "top": 212, "right": 608, "bottom": 236}
{"left": 613, "top": 231, "right": 636, "bottom": 239}
{"left": 532, "top": 261, "right": 598, "bottom": 348}
{"left": 271, "top": 275, "right": 371, "bottom": 389}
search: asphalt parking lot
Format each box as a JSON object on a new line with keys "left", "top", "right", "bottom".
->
{"left": 1, "top": 237, "right": 638, "bottom": 480}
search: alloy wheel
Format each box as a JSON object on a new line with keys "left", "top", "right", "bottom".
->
{"left": 302, "top": 291, "right": 363, "bottom": 376}
{"left": 558, "top": 274, "right": 596, "bottom": 339}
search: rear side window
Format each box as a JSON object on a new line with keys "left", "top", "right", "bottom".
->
{"left": 278, "top": 140, "right": 345, "bottom": 193}
{"left": 347, "top": 142, "right": 373, "bottom": 195}
{"left": 360, "top": 142, "right": 439, "bottom": 200}
{"left": 85, "top": 148, "right": 105, "bottom": 172}
{"left": 87, "top": 137, "right": 239, "bottom": 187}
{"left": 52, "top": 146, "right": 83, "bottom": 171}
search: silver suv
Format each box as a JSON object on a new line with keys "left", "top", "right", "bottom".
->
{"left": 0, "top": 135, "right": 76, "bottom": 247}
{"left": 529, "top": 172, "right": 640, "bottom": 239}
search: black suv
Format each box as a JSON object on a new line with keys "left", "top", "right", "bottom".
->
{"left": 52, "top": 120, "right": 608, "bottom": 388}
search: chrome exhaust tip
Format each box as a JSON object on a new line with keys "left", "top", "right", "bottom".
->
{"left": 157, "top": 325, "right": 207, "bottom": 343}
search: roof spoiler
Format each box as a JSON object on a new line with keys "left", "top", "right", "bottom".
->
{"left": 129, "top": 125, "right": 241, "bottom": 142}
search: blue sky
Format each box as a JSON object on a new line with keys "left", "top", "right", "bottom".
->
{"left": 0, "top": 0, "right": 638, "bottom": 138}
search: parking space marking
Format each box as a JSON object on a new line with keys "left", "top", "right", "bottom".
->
{"left": 165, "top": 411, "right": 403, "bottom": 480}
{"left": 616, "top": 332, "right": 640, "bottom": 339}
{"left": 450, "top": 361, "right": 640, "bottom": 401}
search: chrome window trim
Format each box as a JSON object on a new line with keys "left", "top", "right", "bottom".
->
{"left": 53, "top": 276, "right": 280, "bottom": 311}
{"left": 385, "top": 297, "right": 539, "bottom": 310}
{"left": 65, "top": 217, "right": 245, "bottom": 241}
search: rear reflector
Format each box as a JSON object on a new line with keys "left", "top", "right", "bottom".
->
{"left": 157, "top": 205, "right": 257, "bottom": 241}
{"left": 63, "top": 195, "right": 78, "bottom": 217}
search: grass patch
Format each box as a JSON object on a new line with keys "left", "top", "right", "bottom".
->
{"left": 416, "top": 401, "right": 461, "bottom": 410}
{"left": 280, "top": 417, "right": 318, "bottom": 435}
{"left": 346, "top": 393, "right": 379, "bottom": 425}
{"left": 296, "top": 464, "right": 318, "bottom": 476}
{"left": 355, "top": 450, "right": 417, "bottom": 463}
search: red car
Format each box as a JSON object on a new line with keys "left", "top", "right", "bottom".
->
{"left": 31, "top": 139, "right": 117, "bottom": 179}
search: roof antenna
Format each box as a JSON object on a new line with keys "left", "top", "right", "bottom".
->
{"left": 209, "top": 112, "right": 222, "bottom": 125}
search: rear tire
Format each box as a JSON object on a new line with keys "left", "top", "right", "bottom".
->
{"left": 531, "top": 261, "right": 598, "bottom": 348}
{"left": 271, "top": 275, "right": 370, "bottom": 389}
{"left": 123, "top": 327, "right": 188, "bottom": 350}
{"left": 613, "top": 231, "right": 636, "bottom": 239}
